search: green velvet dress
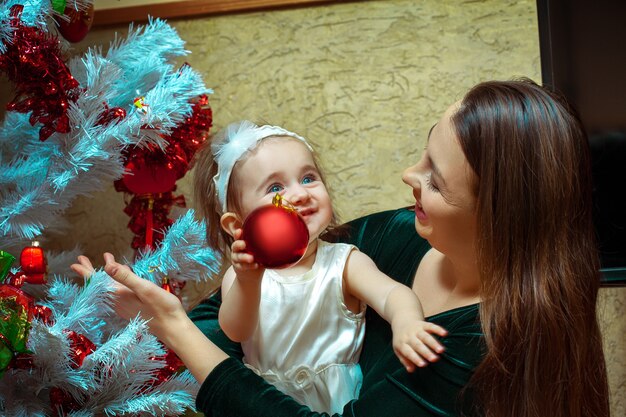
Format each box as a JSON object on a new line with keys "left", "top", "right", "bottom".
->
{"left": 189, "top": 208, "right": 484, "bottom": 417}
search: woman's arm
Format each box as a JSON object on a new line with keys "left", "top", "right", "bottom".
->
{"left": 71, "top": 253, "right": 238, "bottom": 384}
{"left": 99, "top": 253, "right": 229, "bottom": 383}
{"left": 101, "top": 251, "right": 480, "bottom": 417}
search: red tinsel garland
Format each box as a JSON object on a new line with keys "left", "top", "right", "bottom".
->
{"left": 0, "top": 5, "right": 80, "bottom": 141}
{"left": 119, "top": 192, "right": 186, "bottom": 251}
{"left": 149, "top": 347, "right": 185, "bottom": 386}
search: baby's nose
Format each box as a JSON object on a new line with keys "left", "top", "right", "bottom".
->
{"left": 288, "top": 185, "right": 310, "bottom": 205}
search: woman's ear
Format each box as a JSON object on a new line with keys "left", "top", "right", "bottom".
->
{"left": 220, "top": 212, "right": 243, "bottom": 238}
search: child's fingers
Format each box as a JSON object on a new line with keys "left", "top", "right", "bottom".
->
{"left": 407, "top": 338, "right": 441, "bottom": 363}
{"left": 233, "top": 262, "right": 259, "bottom": 271}
{"left": 423, "top": 322, "right": 448, "bottom": 337}
{"left": 397, "top": 344, "right": 427, "bottom": 369}
{"left": 232, "top": 251, "right": 256, "bottom": 265}
{"left": 419, "top": 344, "right": 440, "bottom": 363}
{"left": 231, "top": 239, "right": 248, "bottom": 253}
{"left": 417, "top": 330, "right": 446, "bottom": 354}
{"left": 394, "top": 348, "right": 418, "bottom": 373}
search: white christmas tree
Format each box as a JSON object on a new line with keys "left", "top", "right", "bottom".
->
{"left": 0, "top": 1, "right": 219, "bottom": 415}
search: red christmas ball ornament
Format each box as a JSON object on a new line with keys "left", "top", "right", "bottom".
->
{"left": 242, "top": 194, "right": 309, "bottom": 269}
{"left": 56, "top": 4, "right": 94, "bottom": 43}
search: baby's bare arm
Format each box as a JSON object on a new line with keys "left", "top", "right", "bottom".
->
{"left": 343, "top": 251, "right": 448, "bottom": 372}
{"left": 218, "top": 229, "right": 264, "bottom": 342}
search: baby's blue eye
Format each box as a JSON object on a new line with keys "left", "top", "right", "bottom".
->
{"left": 268, "top": 184, "right": 283, "bottom": 193}
{"left": 301, "top": 175, "right": 315, "bottom": 184}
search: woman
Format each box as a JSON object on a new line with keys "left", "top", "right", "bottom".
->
{"left": 76, "top": 79, "right": 609, "bottom": 417}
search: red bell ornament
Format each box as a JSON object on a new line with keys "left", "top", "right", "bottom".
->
{"left": 19, "top": 242, "right": 47, "bottom": 284}
{"left": 241, "top": 194, "right": 309, "bottom": 269}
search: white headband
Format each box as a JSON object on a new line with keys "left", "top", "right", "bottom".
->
{"left": 212, "top": 120, "right": 312, "bottom": 212}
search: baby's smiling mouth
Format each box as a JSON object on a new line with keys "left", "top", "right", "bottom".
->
{"left": 298, "top": 208, "right": 315, "bottom": 217}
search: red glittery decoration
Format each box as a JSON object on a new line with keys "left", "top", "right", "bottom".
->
{"left": 63, "top": 329, "right": 95, "bottom": 368}
{"left": 121, "top": 155, "right": 182, "bottom": 195}
{"left": 9, "top": 352, "right": 34, "bottom": 369}
{"left": 168, "top": 94, "right": 212, "bottom": 163}
{"left": 149, "top": 347, "right": 185, "bottom": 385}
{"left": 96, "top": 104, "right": 127, "bottom": 126}
{"left": 49, "top": 387, "right": 80, "bottom": 416}
{"left": 0, "top": 5, "right": 80, "bottom": 141}
{"left": 116, "top": 192, "right": 186, "bottom": 251}
{"left": 33, "top": 304, "right": 54, "bottom": 326}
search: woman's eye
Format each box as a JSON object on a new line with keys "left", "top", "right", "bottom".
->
{"left": 268, "top": 184, "right": 283, "bottom": 193}
{"left": 426, "top": 174, "right": 440, "bottom": 192}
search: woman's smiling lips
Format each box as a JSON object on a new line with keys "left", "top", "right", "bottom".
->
{"left": 415, "top": 202, "right": 427, "bottom": 221}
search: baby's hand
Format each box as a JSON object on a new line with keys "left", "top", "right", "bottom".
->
{"left": 230, "top": 228, "right": 263, "bottom": 281}
{"left": 391, "top": 316, "right": 448, "bottom": 373}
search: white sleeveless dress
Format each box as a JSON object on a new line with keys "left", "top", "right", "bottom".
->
{"left": 241, "top": 240, "right": 366, "bottom": 414}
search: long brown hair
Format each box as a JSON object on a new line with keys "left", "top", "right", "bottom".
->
{"left": 452, "top": 79, "right": 609, "bottom": 417}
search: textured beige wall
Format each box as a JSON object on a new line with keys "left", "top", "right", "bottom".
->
{"left": 598, "top": 287, "right": 626, "bottom": 416}
{"left": 1, "top": 0, "right": 623, "bottom": 414}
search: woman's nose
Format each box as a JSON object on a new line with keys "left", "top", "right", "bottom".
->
{"left": 402, "top": 164, "right": 420, "bottom": 188}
